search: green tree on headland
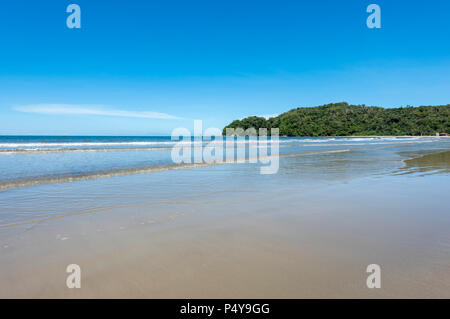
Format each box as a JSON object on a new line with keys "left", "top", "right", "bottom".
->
{"left": 222, "top": 102, "right": 450, "bottom": 136}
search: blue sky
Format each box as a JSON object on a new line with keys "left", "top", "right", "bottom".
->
{"left": 0, "top": 0, "right": 449, "bottom": 135}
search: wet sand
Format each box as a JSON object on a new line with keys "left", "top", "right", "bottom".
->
{"left": 401, "top": 150, "right": 450, "bottom": 175}
{"left": 1, "top": 158, "right": 450, "bottom": 298}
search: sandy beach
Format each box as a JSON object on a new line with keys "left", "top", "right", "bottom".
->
{"left": 1, "top": 143, "right": 449, "bottom": 298}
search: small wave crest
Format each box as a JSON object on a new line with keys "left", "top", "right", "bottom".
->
{"left": 0, "top": 136, "right": 431, "bottom": 150}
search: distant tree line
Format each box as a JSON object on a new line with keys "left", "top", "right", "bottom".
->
{"left": 222, "top": 102, "right": 450, "bottom": 136}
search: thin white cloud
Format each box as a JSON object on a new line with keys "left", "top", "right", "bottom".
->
{"left": 13, "top": 104, "right": 182, "bottom": 120}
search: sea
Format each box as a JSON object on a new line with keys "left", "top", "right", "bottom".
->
{"left": 0, "top": 135, "right": 449, "bottom": 226}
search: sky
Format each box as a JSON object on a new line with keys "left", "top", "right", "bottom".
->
{"left": 0, "top": 0, "right": 449, "bottom": 135}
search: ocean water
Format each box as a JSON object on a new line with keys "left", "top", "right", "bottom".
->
{"left": 0, "top": 135, "right": 449, "bottom": 226}
{"left": 0, "top": 135, "right": 448, "bottom": 190}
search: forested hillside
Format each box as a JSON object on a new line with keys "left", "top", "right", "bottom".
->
{"left": 223, "top": 102, "right": 449, "bottom": 136}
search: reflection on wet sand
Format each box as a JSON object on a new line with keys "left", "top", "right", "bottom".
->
{"left": 399, "top": 151, "right": 450, "bottom": 175}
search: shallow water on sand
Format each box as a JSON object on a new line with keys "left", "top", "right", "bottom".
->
{"left": 0, "top": 137, "right": 448, "bottom": 225}
{"left": 0, "top": 136, "right": 444, "bottom": 190}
